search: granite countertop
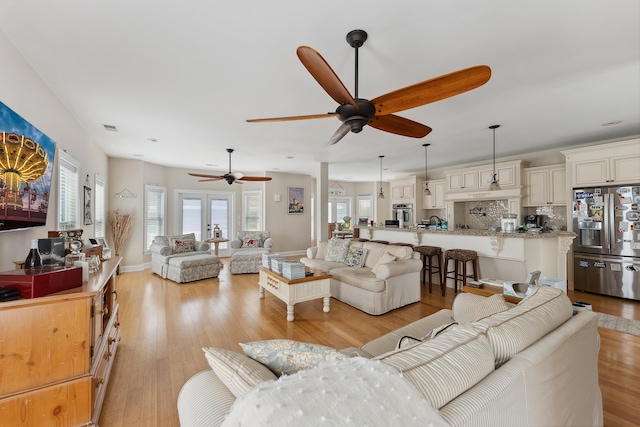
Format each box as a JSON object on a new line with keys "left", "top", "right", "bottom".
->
{"left": 356, "top": 226, "right": 576, "bottom": 239}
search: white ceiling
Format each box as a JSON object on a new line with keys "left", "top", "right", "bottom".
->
{"left": 1, "top": 0, "right": 638, "bottom": 182}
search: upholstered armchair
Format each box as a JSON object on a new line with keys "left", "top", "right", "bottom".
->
{"left": 229, "top": 231, "right": 274, "bottom": 274}
{"left": 150, "top": 233, "right": 210, "bottom": 278}
{"left": 229, "top": 231, "right": 274, "bottom": 253}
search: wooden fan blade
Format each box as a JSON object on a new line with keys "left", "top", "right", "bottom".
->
{"left": 189, "top": 173, "right": 223, "bottom": 179}
{"left": 236, "top": 176, "right": 273, "bottom": 182}
{"left": 327, "top": 123, "right": 351, "bottom": 146}
{"left": 247, "top": 112, "right": 337, "bottom": 123}
{"left": 369, "top": 115, "right": 432, "bottom": 138}
{"left": 371, "top": 65, "right": 491, "bottom": 115}
{"left": 297, "top": 46, "right": 358, "bottom": 108}
{"left": 197, "top": 178, "right": 224, "bottom": 182}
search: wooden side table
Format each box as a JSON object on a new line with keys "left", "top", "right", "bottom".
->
{"left": 205, "top": 239, "right": 229, "bottom": 256}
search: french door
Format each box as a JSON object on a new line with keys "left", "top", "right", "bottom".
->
{"left": 177, "top": 191, "right": 234, "bottom": 257}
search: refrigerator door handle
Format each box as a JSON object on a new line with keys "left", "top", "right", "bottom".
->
{"left": 605, "top": 192, "right": 612, "bottom": 251}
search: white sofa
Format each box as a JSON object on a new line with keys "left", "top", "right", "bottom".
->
{"left": 300, "top": 240, "right": 422, "bottom": 315}
{"left": 177, "top": 287, "right": 603, "bottom": 426}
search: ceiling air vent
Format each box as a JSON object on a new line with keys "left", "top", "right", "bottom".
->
{"left": 103, "top": 124, "right": 118, "bottom": 132}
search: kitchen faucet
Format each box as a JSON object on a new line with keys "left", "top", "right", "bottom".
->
{"left": 429, "top": 215, "right": 441, "bottom": 226}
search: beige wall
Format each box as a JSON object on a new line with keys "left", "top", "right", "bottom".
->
{"left": 0, "top": 30, "right": 108, "bottom": 272}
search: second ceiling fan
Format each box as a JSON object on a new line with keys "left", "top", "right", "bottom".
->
{"left": 188, "top": 149, "right": 272, "bottom": 185}
{"left": 247, "top": 29, "right": 491, "bottom": 145}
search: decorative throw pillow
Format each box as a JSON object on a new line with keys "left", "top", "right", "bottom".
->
{"left": 203, "top": 347, "right": 277, "bottom": 398}
{"left": 324, "top": 239, "right": 350, "bottom": 262}
{"left": 243, "top": 237, "right": 259, "bottom": 248}
{"left": 456, "top": 293, "right": 512, "bottom": 324}
{"left": 344, "top": 247, "right": 368, "bottom": 267}
{"left": 371, "top": 252, "right": 397, "bottom": 275}
{"left": 239, "top": 340, "right": 347, "bottom": 376}
{"left": 170, "top": 237, "right": 195, "bottom": 254}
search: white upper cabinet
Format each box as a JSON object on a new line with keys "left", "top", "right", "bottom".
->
{"left": 563, "top": 139, "right": 640, "bottom": 187}
{"left": 523, "top": 165, "right": 566, "bottom": 206}
{"left": 445, "top": 160, "right": 526, "bottom": 192}
{"left": 422, "top": 179, "right": 445, "bottom": 209}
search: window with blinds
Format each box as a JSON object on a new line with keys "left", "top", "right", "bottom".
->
{"left": 94, "top": 177, "right": 106, "bottom": 238}
{"left": 242, "top": 190, "right": 263, "bottom": 231}
{"left": 145, "top": 185, "right": 166, "bottom": 251}
{"left": 57, "top": 150, "right": 79, "bottom": 230}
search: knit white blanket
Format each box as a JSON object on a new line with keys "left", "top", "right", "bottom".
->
{"left": 221, "top": 357, "right": 450, "bottom": 427}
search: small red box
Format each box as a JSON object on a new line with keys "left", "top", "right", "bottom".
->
{"left": 0, "top": 266, "right": 83, "bottom": 299}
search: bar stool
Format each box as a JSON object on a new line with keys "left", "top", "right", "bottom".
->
{"left": 351, "top": 238, "right": 369, "bottom": 242}
{"left": 369, "top": 240, "right": 389, "bottom": 244}
{"left": 443, "top": 249, "right": 479, "bottom": 293}
{"left": 414, "top": 246, "right": 443, "bottom": 295}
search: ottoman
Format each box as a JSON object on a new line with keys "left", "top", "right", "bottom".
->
{"left": 167, "top": 253, "right": 222, "bottom": 283}
{"left": 229, "top": 250, "right": 268, "bottom": 274}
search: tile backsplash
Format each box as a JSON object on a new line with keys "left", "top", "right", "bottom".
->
{"left": 423, "top": 201, "right": 567, "bottom": 230}
{"left": 463, "top": 200, "right": 509, "bottom": 230}
{"left": 460, "top": 201, "right": 567, "bottom": 230}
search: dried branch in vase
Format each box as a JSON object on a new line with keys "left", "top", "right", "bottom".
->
{"left": 109, "top": 208, "right": 136, "bottom": 256}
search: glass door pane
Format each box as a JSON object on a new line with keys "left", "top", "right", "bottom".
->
{"left": 177, "top": 191, "right": 234, "bottom": 256}
{"left": 181, "top": 197, "right": 203, "bottom": 240}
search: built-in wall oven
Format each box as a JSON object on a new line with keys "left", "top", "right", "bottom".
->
{"left": 391, "top": 203, "right": 413, "bottom": 228}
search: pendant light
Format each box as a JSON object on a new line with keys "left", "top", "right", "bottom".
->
{"left": 488, "top": 125, "right": 501, "bottom": 191}
{"left": 377, "top": 155, "right": 385, "bottom": 199}
{"left": 422, "top": 143, "right": 431, "bottom": 196}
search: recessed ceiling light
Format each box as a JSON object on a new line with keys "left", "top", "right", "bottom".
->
{"left": 147, "top": 138, "right": 158, "bottom": 143}
{"left": 205, "top": 163, "right": 219, "bottom": 167}
{"left": 103, "top": 124, "right": 118, "bottom": 132}
{"left": 273, "top": 167, "right": 280, "bottom": 170}
{"left": 132, "top": 153, "right": 144, "bottom": 157}
{"left": 601, "top": 120, "right": 622, "bottom": 126}
{"left": 286, "top": 156, "right": 294, "bottom": 159}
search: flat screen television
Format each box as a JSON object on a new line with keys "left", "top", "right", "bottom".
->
{"left": 0, "top": 101, "right": 56, "bottom": 233}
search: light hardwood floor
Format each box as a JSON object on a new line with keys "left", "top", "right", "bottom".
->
{"left": 99, "top": 260, "right": 640, "bottom": 427}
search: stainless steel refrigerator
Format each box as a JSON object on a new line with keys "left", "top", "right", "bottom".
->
{"left": 573, "top": 185, "right": 640, "bottom": 301}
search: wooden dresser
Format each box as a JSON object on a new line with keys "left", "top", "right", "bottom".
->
{"left": 0, "top": 257, "right": 122, "bottom": 426}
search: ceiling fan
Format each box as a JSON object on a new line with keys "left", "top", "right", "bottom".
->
{"left": 247, "top": 30, "right": 491, "bottom": 145}
{"left": 188, "top": 148, "right": 272, "bottom": 185}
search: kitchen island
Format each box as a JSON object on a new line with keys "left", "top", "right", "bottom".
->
{"left": 355, "top": 227, "right": 576, "bottom": 288}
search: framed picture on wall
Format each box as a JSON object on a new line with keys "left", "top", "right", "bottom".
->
{"left": 287, "top": 186, "right": 304, "bottom": 214}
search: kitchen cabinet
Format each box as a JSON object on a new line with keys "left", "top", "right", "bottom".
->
{"left": 391, "top": 179, "right": 415, "bottom": 200}
{"left": 563, "top": 139, "right": 640, "bottom": 187}
{"left": 445, "top": 160, "right": 526, "bottom": 192}
{"left": 479, "top": 164, "right": 517, "bottom": 189}
{"left": 422, "top": 179, "right": 445, "bottom": 209}
{"left": 0, "top": 257, "right": 122, "bottom": 426}
{"left": 446, "top": 170, "right": 478, "bottom": 191}
{"left": 523, "top": 165, "right": 566, "bottom": 206}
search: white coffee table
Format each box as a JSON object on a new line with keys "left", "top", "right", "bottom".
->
{"left": 258, "top": 267, "right": 331, "bottom": 321}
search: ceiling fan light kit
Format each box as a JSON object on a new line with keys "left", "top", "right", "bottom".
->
{"left": 488, "top": 125, "right": 501, "bottom": 191}
{"left": 378, "top": 155, "right": 385, "bottom": 199}
{"left": 247, "top": 29, "right": 490, "bottom": 146}
{"left": 423, "top": 143, "right": 432, "bottom": 196}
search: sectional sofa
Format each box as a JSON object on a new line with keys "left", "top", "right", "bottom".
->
{"left": 177, "top": 286, "right": 603, "bottom": 426}
{"left": 300, "top": 239, "right": 423, "bottom": 314}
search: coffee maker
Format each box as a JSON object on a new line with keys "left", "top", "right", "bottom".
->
{"left": 525, "top": 214, "right": 544, "bottom": 229}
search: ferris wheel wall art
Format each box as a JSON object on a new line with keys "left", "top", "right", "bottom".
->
{"left": 0, "top": 101, "right": 56, "bottom": 232}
